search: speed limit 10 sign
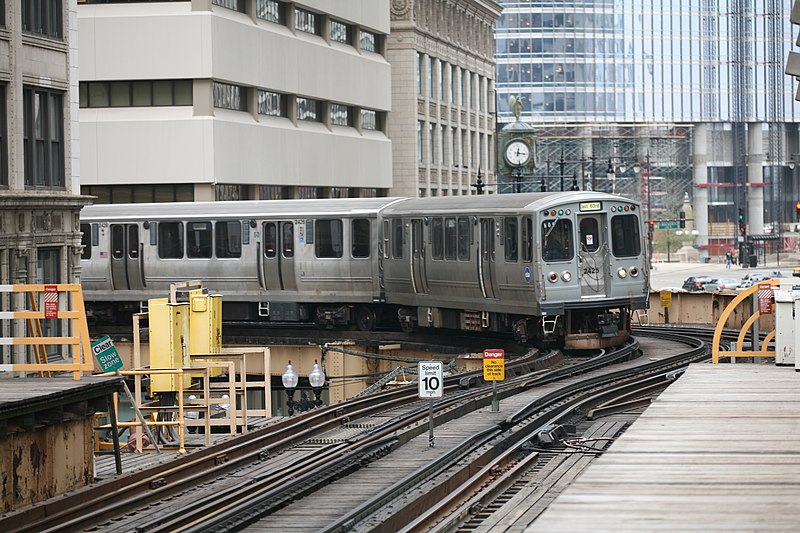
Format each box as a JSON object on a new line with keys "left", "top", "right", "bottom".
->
{"left": 418, "top": 361, "right": 443, "bottom": 398}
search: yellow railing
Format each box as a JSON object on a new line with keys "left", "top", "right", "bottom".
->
{"left": 712, "top": 278, "right": 780, "bottom": 363}
{"left": 0, "top": 284, "right": 93, "bottom": 379}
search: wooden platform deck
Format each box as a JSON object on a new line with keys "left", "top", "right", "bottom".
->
{"left": 529, "top": 363, "right": 800, "bottom": 532}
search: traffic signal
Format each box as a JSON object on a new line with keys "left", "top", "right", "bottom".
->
{"left": 795, "top": 201, "right": 800, "bottom": 219}
{"left": 648, "top": 220, "right": 654, "bottom": 240}
{"left": 737, "top": 207, "right": 745, "bottom": 236}
{"left": 679, "top": 211, "right": 686, "bottom": 229}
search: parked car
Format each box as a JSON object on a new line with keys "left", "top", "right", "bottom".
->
{"left": 704, "top": 278, "right": 741, "bottom": 291}
{"left": 681, "top": 276, "right": 713, "bottom": 291}
{"left": 741, "top": 272, "right": 771, "bottom": 284}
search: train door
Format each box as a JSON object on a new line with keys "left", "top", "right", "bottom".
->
{"left": 577, "top": 215, "right": 607, "bottom": 297}
{"left": 479, "top": 218, "right": 498, "bottom": 299}
{"left": 410, "top": 219, "right": 429, "bottom": 294}
{"left": 110, "top": 224, "right": 145, "bottom": 290}
{"left": 260, "top": 221, "right": 297, "bottom": 291}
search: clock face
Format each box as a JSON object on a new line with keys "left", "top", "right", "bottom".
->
{"left": 505, "top": 141, "right": 530, "bottom": 167}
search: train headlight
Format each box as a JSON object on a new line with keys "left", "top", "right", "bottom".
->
{"left": 617, "top": 267, "right": 628, "bottom": 278}
{"left": 548, "top": 272, "right": 558, "bottom": 283}
{"left": 630, "top": 267, "right": 639, "bottom": 277}
{"left": 561, "top": 271, "right": 572, "bottom": 282}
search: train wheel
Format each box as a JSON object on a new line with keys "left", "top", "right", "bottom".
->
{"left": 355, "top": 306, "right": 377, "bottom": 331}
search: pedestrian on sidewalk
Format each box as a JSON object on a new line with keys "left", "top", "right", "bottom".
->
{"left": 725, "top": 249, "right": 732, "bottom": 269}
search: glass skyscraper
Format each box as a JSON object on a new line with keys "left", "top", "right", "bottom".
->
{"left": 495, "top": 0, "right": 800, "bottom": 260}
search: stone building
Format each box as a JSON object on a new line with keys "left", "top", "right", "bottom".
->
{"left": 0, "top": 0, "right": 87, "bottom": 365}
{"left": 388, "top": 0, "right": 502, "bottom": 197}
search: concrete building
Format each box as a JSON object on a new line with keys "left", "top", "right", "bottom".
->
{"left": 496, "top": 1, "right": 800, "bottom": 261}
{"left": 387, "top": 0, "right": 502, "bottom": 197}
{"left": 78, "top": 0, "right": 392, "bottom": 202}
{"left": 0, "top": 0, "right": 87, "bottom": 365}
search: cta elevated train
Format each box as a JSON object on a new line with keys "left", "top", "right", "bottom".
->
{"left": 80, "top": 192, "right": 649, "bottom": 348}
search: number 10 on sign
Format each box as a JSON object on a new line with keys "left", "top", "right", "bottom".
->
{"left": 418, "top": 361, "right": 443, "bottom": 447}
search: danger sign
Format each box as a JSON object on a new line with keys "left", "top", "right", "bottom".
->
{"left": 44, "top": 285, "right": 58, "bottom": 319}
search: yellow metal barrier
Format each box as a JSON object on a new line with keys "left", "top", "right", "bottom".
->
{"left": 0, "top": 284, "right": 93, "bottom": 379}
{"left": 712, "top": 278, "right": 780, "bottom": 364}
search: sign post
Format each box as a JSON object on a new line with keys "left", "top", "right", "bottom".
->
{"left": 483, "top": 349, "right": 505, "bottom": 412}
{"left": 418, "top": 361, "right": 443, "bottom": 447}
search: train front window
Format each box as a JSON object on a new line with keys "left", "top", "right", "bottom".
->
{"left": 541, "top": 219, "right": 573, "bottom": 262}
{"left": 611, "top": 215, "right": 641, "bottom": 257}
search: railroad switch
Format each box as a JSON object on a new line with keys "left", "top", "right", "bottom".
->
{"left": 534, "top": 424, "right": 575, "bottom": 447}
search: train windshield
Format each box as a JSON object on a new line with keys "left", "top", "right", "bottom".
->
{"left": 611, "top": 215, "right": 642, "bottom": 257}
{"left": 541, "top": 219, "right": 573, "bottom": 262}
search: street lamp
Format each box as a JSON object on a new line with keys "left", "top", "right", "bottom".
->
{"left": 282, "top": 361, "right": 299, "bottom": 416}
{"left": 308, "top": 360, "right": 326, "bottom": 407}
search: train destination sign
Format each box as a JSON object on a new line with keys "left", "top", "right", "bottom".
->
{"left": 92, "top": 335, "right": 123, "bottom": 373}
{"left": 418, "top": 361, "right": 443, "bottom": 398}
{"left": 579, "top": 202, "right": 602, "bottom": 212}
{"left": 483, "top": 349, "right": 505, "bottom": 381}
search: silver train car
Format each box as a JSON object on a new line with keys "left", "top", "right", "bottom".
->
{"left": 80, "top": 192, "right": 649, "bottom": 348}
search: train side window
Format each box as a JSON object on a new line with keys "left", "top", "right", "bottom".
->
{"left": 445, "top": 218, "right": 457, "bottom": 260}
{"left": 579, "top": 218, "right": 599, "bottom": 252}
{"left": 315, "top": 219, "right": 343, "bottom": 258}
{"left": 187, "top": 221, "right": 212, "bottom": 258}
{"left": 382, "top": 220, "right": 390, "bottom": 259}
{"left": 111, "top": 225, "right": 124, "bottom": 259}
{"left": 457, "top": 217, "right": 470, "bottom": 260}
{"left": 522, "top": 217, "right": 533, "bottom": 262}
{"left": 215, "top": 221, "right": 242, "bottom": 259}
{"left": 158, "top": 222, "right": 184, "bottom": 259}
{"left": 128, "top": 225, "right": 139, "bottom": 259}
{"left": 80, "top": 224, "right": 92, "bottom": 260}
{"left": 392, "top": 219, "right": 403, "bottom": 259}
{"left": 431, "top": 217, "right": 443, "bottom": 260}
{"left": 282, "top": 223, "right": 294, "bottom": 257}
{"left": 504, "top": 217, "right": 518, "bottom": 262}
{"left": 263, "top": 222, "right": 277, "bottom": 257}
{"left": 352, "top": 218, "right": 370, "bottom": 258}
{"left": 542, "top": 219, "right": 573, "bottom": 262}
{"left": 611, "top": 215, "right": 642, "bottom": 257}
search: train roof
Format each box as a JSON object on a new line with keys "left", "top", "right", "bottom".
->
{"left": 379, "top": 191, "right": 637, "bottom": 215}
{"left": 80, "top": 191, "right": 639, "bottom": 221}
{"left": 81, "top": 197, "right": 406, "bottom": 221}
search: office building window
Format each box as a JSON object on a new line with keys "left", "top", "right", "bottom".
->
{"left": 330, "top": 103, "right": 352, "bottom": 126}
{"left": 295, "top": 8, "right": 319, "bottom": 35}
{"left": 82, "top": 184, "right": 194, "bottom": 204}
{"left": 213, "top": 82, "right": 247, "bottom": 111}
{"left": 256, "top": 0, "right": 283, "bottom": 23}
{"left": 80, "top": 80, "right": 192, "bottom": 108}
{"left": 360, "top": 30, "right": 378, "bottom": 52}
{"left": 212, "top": 0, "right": 245, "bottom": 13}
{"left": 416, "top": 53, "right": 422, "bottom": 95}
{"left": 440, "top": 125, "right": 445, "bottom": 165}
{"left": 427, "top": 56, "right": 433, "bottom": 97}
{"left": 257, "top": 90, "right": 286, "bottom": 116}
{"left": 330, "top": 20, "right": 350, "bottom": 44}
{"left": 23, "top": 87, "right": 64, "bottom": 189}
{"left": 438, "top": 61, "right": 444, "bottom": 100}
{"left": 296, "top": 97, "right": 321, "bottom": 121}
{"left": 22, "top": 0, "right": 62, "bottom": 39}
{"left": 0, "top": 85, "right": 6, "bottom": 188}
{"left": 417, "top": 120, "right": 424, "bottom": 163}
{"left": 215, "top": 184, "right": 249, "bottom": 201}
{"left": 451, "top": 127, "right": 457, "bottom": 167}
{"left": 429, "top": 122, "right": 434, "bottom": 165}
{"left": 259, "top": 185, "right": 289, "bottom": 200}
{"left": 361, "top": 109, "right": 379, "bottom": 130}
{"left": 448, "top": 64, "right": 454, "bottom": 103}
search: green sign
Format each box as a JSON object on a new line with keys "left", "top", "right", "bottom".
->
{"left": 92, "top": 335, "right": 123, "bottom": 372}
{"left": 658, "top": 221, "right": 679, "bottom": 229}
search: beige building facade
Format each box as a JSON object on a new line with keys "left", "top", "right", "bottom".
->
{"left": 78, "top": 0, "right": 392, "bottom": 202}
{"left": 387, "top": 0, "right": 501, "bottom": 197}
{"left": 0, "top": 0, "right": 87, "bottom": 365}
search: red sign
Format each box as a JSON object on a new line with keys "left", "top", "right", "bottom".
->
{"left": 757, "top": 283, "right": 773, "bottom": 315}
{"left": 44, "top": 285, "right": 58, "bottom": 319}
